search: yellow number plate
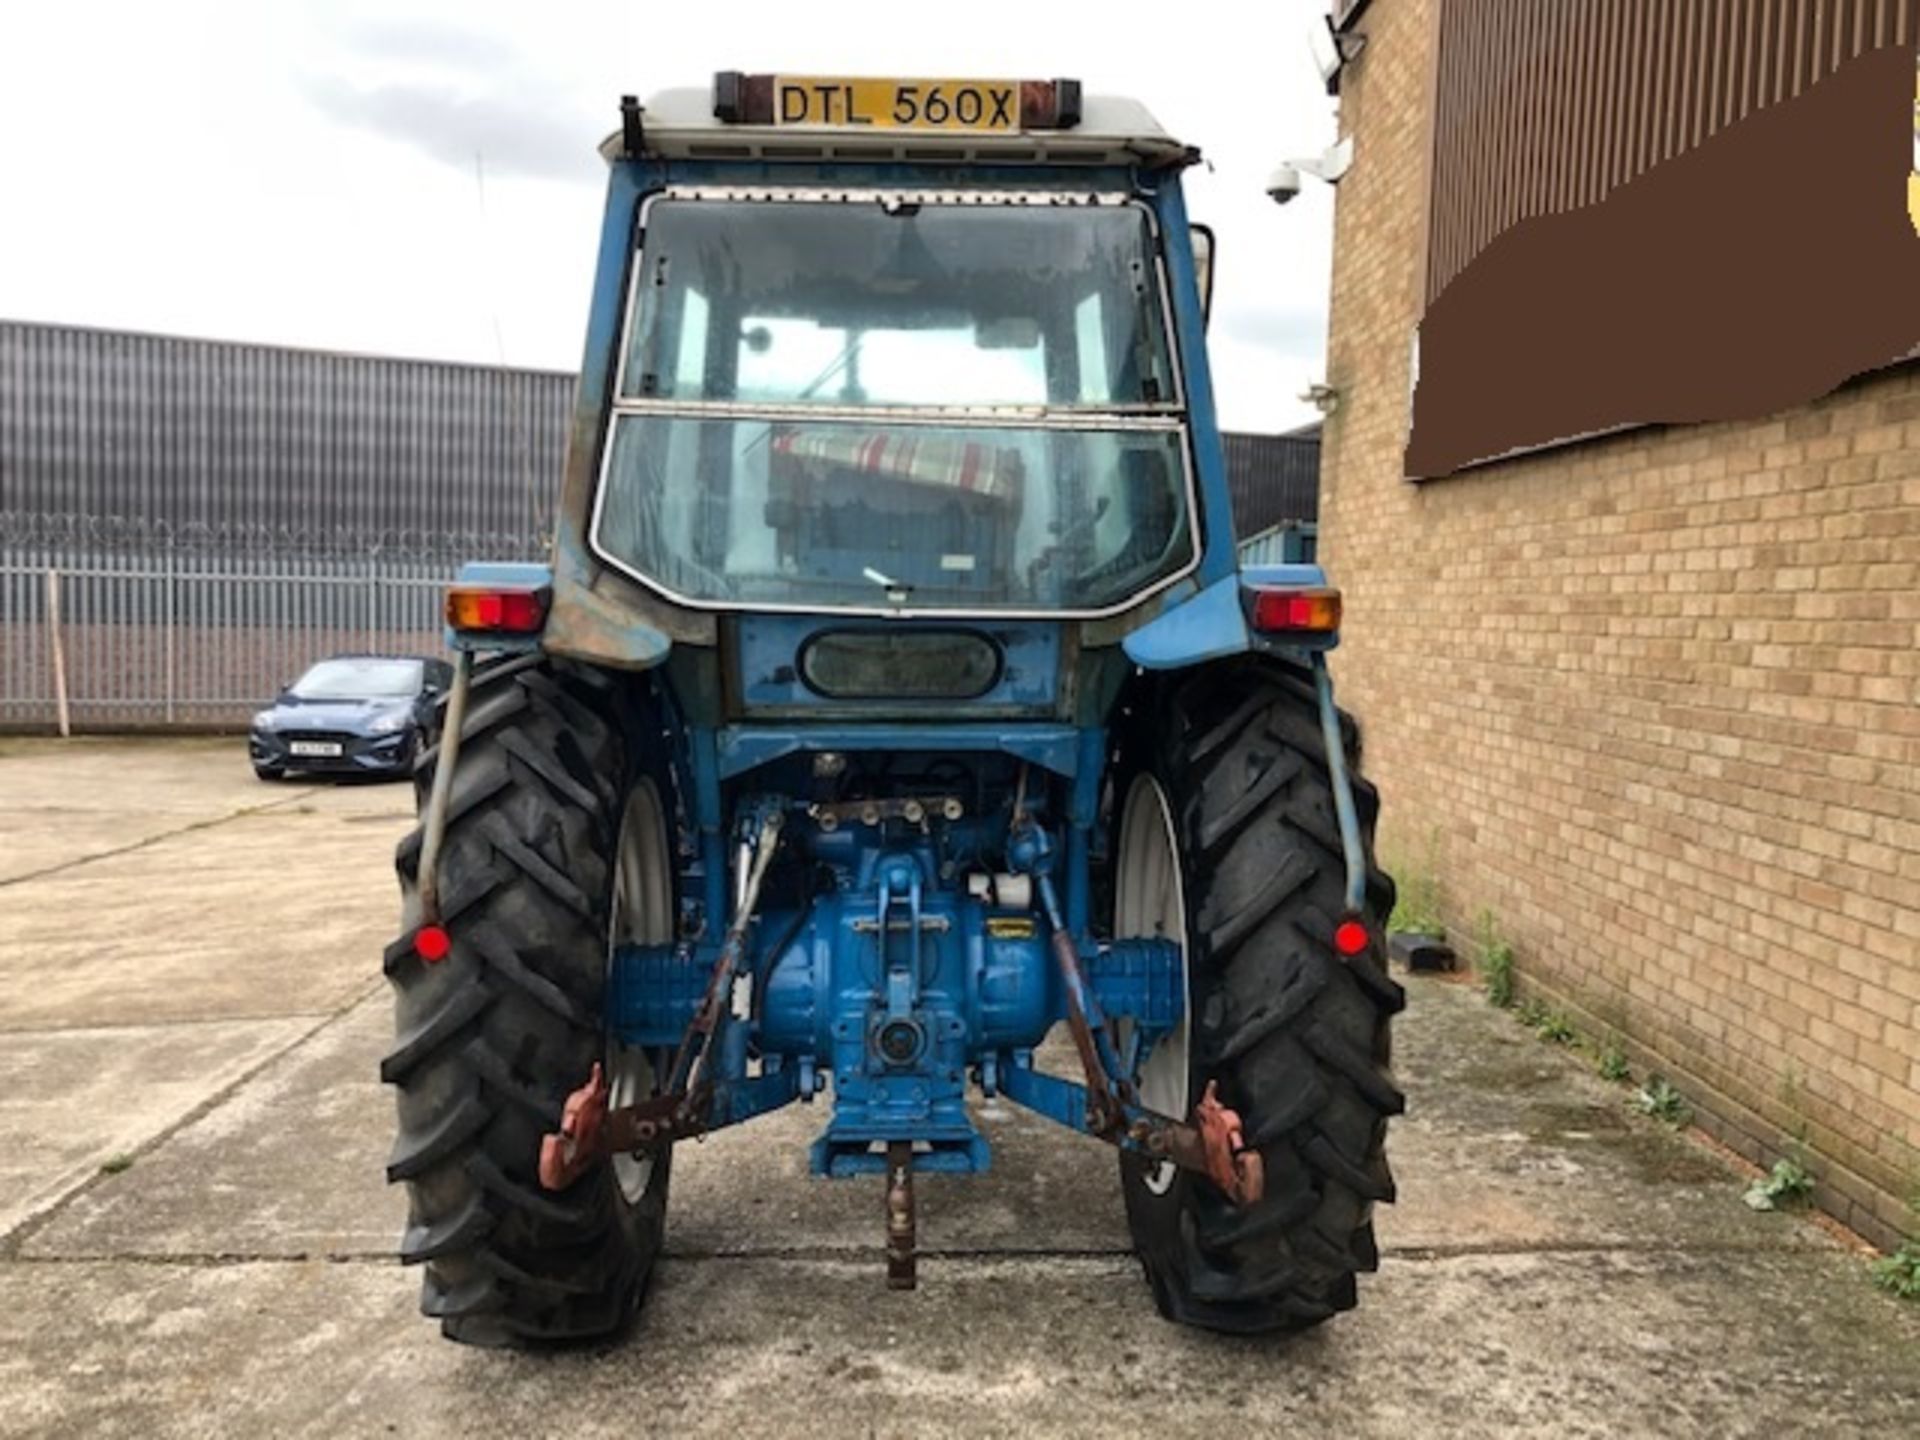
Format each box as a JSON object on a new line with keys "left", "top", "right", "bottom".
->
{"left": 772, "top": 77, "right": 1022, "bottom": 132}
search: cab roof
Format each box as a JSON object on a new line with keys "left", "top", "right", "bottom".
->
{"left": 601, "top": 87, "right": 1196, "bottom": 169}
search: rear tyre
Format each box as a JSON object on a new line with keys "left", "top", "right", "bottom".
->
{"left": 1113, "top": 655, "right": 1403, "bottom": 1335}
{"left": 383, "top": 654, "right": 673, "bottom": 1347}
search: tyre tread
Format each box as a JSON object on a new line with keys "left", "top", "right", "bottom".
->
{"left": 1118, "top": 655, "right": 1399, "bottom": 1336}
{"left": 384, "top": 656, "right": 668, "bottom": 1347}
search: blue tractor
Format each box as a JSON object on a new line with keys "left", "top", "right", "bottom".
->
{"left": 384, "top": 75, "right": 1401, "bottom": 1347}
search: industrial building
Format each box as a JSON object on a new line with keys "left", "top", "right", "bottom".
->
{"left": 1318, "top": 0, "right": 1919, "bottom": 1245}
{"left": 0, "top": 320, "right": 566, "bottom": 729}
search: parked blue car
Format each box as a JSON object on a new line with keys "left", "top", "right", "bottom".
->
{"left": 249, "top": 654, "right": 451, "bottom": 781}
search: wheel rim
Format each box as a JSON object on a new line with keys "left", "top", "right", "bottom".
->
{"left": 608, "top": 778, "right": 672, "bottom": 1204}
{"left": 1113, "top": 773, "right": 1190, "bottom": 1196}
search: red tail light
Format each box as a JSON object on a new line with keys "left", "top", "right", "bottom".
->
{"left": 446, "top": 585, "right": 548, "bottom": 635}
{"left": 1333, "top": 919, "right": 1370, "bottom": 957}
{"left": 1249, "top": 587, "right": 1342, "bottom": 635}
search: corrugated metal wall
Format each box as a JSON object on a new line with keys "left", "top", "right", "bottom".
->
{"left": 1427, "top": 0, "right": 1920, "bottom": 301}
{"left": 0, "top": 320, "right": 572, "bottom": 729}
{"left": 1222, "top": 429, "right": 1320, "bottom": 536}
{"left": 0, "top": 319, "right": 571, "bottom": 558}
{"left": 0, "top": 321, "right": 1314, "bottom": 558}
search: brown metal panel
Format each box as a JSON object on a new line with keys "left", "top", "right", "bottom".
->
{"left": 1566, "top": 0, "right": 1597, "bottom": 211}
{"left": 1674, "top": 1, "right": 1700, "bottom": 156}
{"left": 1521, "top": 2, "right": 1548, "bottom": 222}
{"left": 1466, "top": 0, "right": 1491, "bottom": 266}
{"left": 1494, "top": 0, "right": 1522, "bottom": 240}
{"left": 1754, "top": 0, "right": 1777, "bottom": 111}
{"left": 1522, "top": 4, "right": 1546, "bottom": 218}
{"left": 1414, "top": 0, "right": 1450, "bottom": 314}
{"left": 1736, "top": 0, "right": 1759, "bottom": 120}
{"left": 1433, "top": 0, "right": 1459, "bottom": 296}
{"left": 1548, "top": 3, "right": 1578, "bottom": 212}
{"left": 1791, "top": 0, "right": 1812, "bottom": 99}
{"left": 1781, "top": 0, "right": 1801, "bottom": 101}
{"left": 1703, "top": 0, "right": 1728, "bottom": 143}
{"left": 1545, "top": 1, "right": 1569, "bottom": 213}
{"left": 1410, "top": 32, "right": 1920, "bottom": 479}
{"left": 1637, "top": 4, "right": 1662, "bottom": 175}
{"left": 1600, "top": 0, "right": 1624, "bottom": 191}
{"left": 1689, "top": 0, "right": 1704, "bottom": 147}
{"left": 1447, "top": 0, "right": 1484, "bottom": 295}
{"left": 1577, "top": 6, "right": 1601, "bottom": 202}
{"left": 1673, "top": 3, "right": 1698, "bottom": 155}
{"left": 1426, "top": 0, "right": 1451, "bottom": 299}
{"left": 1635, "top": 5, "right": 1655, "bottom": 172}
{"left": 1427, "top": 0, "right": 1454, "bottom": 299}
{"left": 1551, "top": 1, "right": 1576, "bottom": 214}
{"left": 1464, "top": 0, "right": 1492, "bottom": 256}
{"left": 1656, "top": 4, "right": 1682, "bottom": 167}
{"left": 1696, "top": 0, "right": 1718, "bottom": 143}
{"left": 1423, "top": 0, "right": 1920, "bottom": 303}
{"left": 1544, "top": 5, "right": 1565, "bottom": 208}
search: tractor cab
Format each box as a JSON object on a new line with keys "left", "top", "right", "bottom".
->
{"left": 534, "top": 75, "right": 1260, "bottom": 657}
{"left": 600, "top": 186, "right": 1185, "bottom": 612}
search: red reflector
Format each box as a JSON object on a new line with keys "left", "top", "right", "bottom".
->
{"left": 415, "top": 925, "right": 452, "bottom": 963}
{"left": 1333, "top": 919, "right": 1370, "bottom": 957}
{"left": 446, "top": 586, "right": 548, "bottom": 634}
{"left": 1250, "top": 587, "right": 1342, "bottom": 634}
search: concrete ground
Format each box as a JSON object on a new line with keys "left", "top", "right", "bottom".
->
{"left": 0, "top": 737, "right": 1915, "bottom": 1438}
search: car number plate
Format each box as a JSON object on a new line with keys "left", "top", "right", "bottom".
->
{"left": 772, "top": 77, "right": 1021, "bottom": 132}
{"left": 290, "top": 740, "right": 342, "bottom": 757}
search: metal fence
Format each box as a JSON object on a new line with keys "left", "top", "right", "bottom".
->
{"left": 0, "top": 537, "right": 519, "bottom": 731}
{"left": 1237, "top": 521, "right": 1318, "bottom": 567}
{"left": 5, "top": 532, "right": 1325, "bottom": 731}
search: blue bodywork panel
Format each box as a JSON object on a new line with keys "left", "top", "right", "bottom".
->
{"left": 1122, "top": 574, "right": 1248, "bottom": 670}
{"left": 734, "top": 616, "right": 1062, "bottom": 716}
{"left": 1239, "top": 562, "right": 1332, "bottom": 590}
{"left": 1123, "top": 563, "right": 1341, "bottom": 668}
{"left": 716, "top": 723, "right": 1087, "bottom": 784}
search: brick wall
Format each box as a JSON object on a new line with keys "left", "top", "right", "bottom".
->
{"left": 1321, "top": 0, "right": 1920, "bottom": 1245}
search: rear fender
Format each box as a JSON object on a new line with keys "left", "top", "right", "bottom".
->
{"left": 1121, "top": 564, "right": 1338, "bottom": 672}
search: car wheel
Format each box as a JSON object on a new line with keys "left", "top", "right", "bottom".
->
{"left": 402, "top": 726, "right": 429, "bottom": 779}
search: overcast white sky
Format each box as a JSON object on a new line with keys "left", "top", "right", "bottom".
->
{"left": 0, "top": 1, "right": 1341, "bottom": 431}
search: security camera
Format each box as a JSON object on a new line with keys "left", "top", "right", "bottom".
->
{"left": 1265, "top": 136, "right": 1355, "bottom": 206}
